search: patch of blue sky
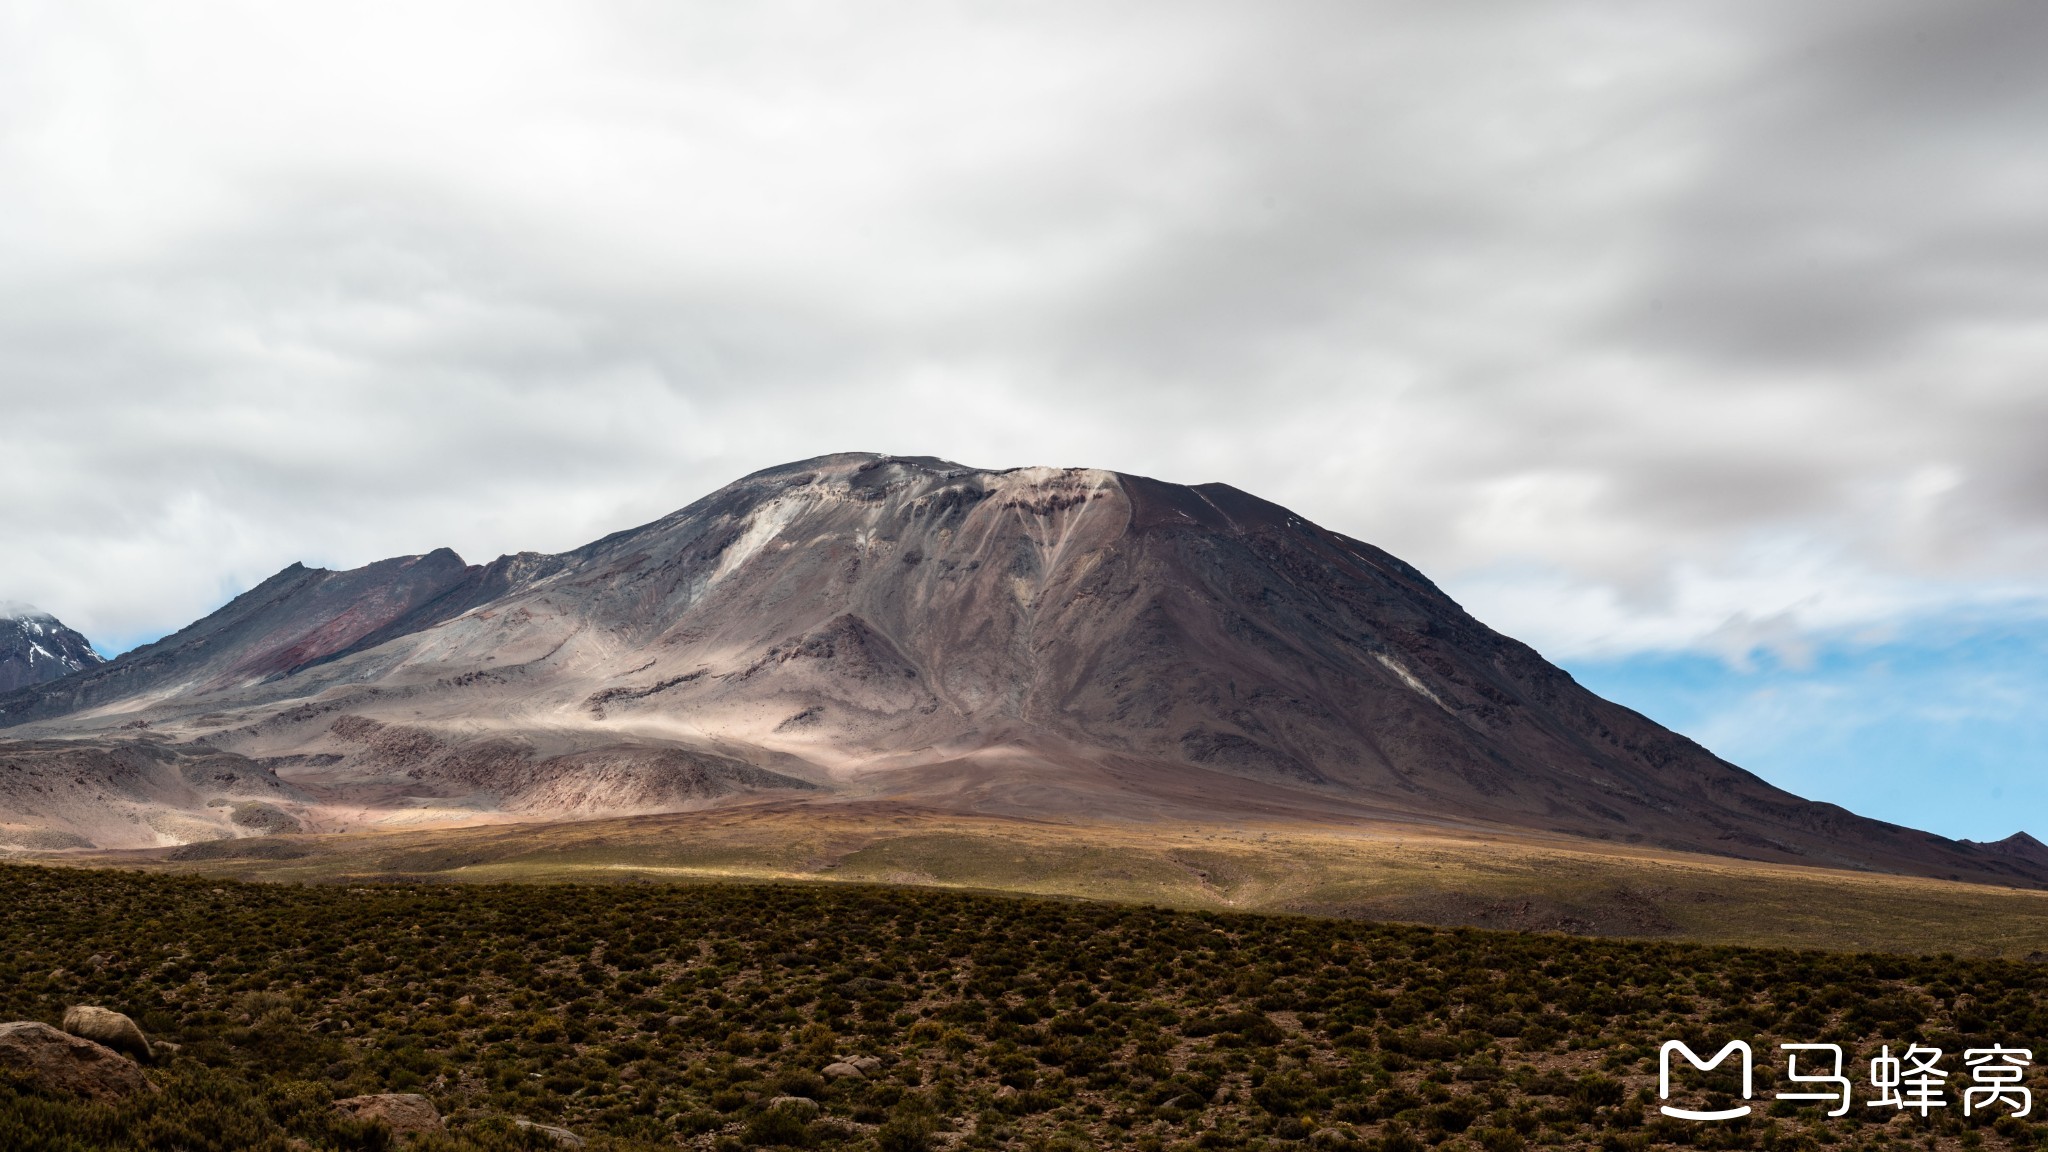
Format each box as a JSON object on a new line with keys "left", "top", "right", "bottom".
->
{"left": 88, "top": 575, "right": 257, "bottom": 660}
{"left": 1565, "top": 618, "right": 2048, "bottom": 843}
{"left": 91, "top": 630, "right": 176, "bottom": 662}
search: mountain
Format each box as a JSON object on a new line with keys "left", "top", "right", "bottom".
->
{"left": 0, "top": 602, "right": 105, "bottom": 693}
{"left": 1, "top": 452, "right": 2040, "bottom": 886}
{"left": 0, "top": 551, "right": 535, "bottom": 716}
{"left": 1962, "top": 831, "right": 2048, "bottom": 868}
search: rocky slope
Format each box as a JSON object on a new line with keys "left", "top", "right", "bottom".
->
{"left": 0, "top": 602, "right": 104, "bottom": 693}
{"left": 0, "top": 737, "right": 305, "bottom": 851}
{"left": 1, "top": 453, "right": 2040, "bottom": 885}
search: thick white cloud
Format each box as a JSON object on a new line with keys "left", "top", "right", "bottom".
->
{"left": 4, "top": 0, "right": 2046, "bottom": 663}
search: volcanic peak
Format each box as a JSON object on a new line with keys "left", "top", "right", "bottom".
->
{"left": 0, "top": 453, "right": 2040, "bottom": 892}
{"left": 0, "top": 603, "right": 105, "bottom": 694}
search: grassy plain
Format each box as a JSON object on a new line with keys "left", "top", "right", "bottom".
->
{"left": 8, "top": 861, "right": 2048, "bottom": 1152}
{"left": 65, "top": 801, "right": 2048, "bottom": 959}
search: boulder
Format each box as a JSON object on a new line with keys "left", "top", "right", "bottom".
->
{"left": 332, "top": 1093, "right": 443, "bottom": 1139}
{"left": 845, "top": 1054, "right": 883, "bottom": 1074}
{"left": 61, "top": 1006, "right": 153, "bottom": 1061}
{"left": 513, "top": 1118, "right": 586, "bottom": 1147}
{"left": 821, "top": 1061, "right": 865, "bottom": 1080}
{"left": 767, "top": 1096, "right": 821, "bottom": 1118}
{"left": 0, "top": 1021, "right": 156, "bottom": 1101}
{"left": 1310, "top": 1126, "right": 1358, "bottom": 1148}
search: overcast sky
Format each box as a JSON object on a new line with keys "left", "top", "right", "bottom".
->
{"left": 5, "top": 1, "right": 2045, "bottom": 837}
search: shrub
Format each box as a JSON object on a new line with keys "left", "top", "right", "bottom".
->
{"left": 0, "top": 863, "right": 2032, "bottom": 1152}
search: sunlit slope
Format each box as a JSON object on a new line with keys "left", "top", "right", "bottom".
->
{"left": 57, "top": 805, "right": 2048, "bottom": 958}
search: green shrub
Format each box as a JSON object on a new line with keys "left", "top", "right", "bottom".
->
{"left": 0, "top": 863, "right": 2035, "bottom": 1152}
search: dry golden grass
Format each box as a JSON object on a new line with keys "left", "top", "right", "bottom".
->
{"left": 44, "top": 800, "right": 2048, "bottom": 958}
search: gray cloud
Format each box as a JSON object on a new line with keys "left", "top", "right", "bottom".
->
{"left": 3, "top": 1, "right": 2046, "bottom": 662}
{"left": 1610, "top": 3, "right": 2048, "bottom": 368}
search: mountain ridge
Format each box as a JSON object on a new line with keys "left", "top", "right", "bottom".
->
{"left": 1, "top": 452, "right": 2039, "bottom": 887}
{"left": 0, "top": 602, "right": 105, "bottom": 694}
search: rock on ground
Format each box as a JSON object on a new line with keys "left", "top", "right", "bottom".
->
{"left": 0, "top": 1021, "right": 155, "bottom": 1101}
{"left": 61, "top": 1005, "right": 153, "bottom": 1061}
{"left": 821, "top": 1061, "right": 864, "bottom": 1080}
{"left": 766, "top": 1096, "right": 821, "bottom": 1117}
{"left": 331, "top": 1093, "right": 444, "bottom": 1139}
{"left": 513, "top": 1118, "right": 586, "bottom": 1147}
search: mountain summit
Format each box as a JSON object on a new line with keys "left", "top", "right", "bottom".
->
{"left": 0, "top": 602, "right": 104, "bottom": 693}
{"left": 1, "top": 453, "right": 2039, "bottom": 885}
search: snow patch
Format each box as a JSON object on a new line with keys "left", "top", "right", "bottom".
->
{"left": 1375, "top": 652, "right": 1448, "bottom": 710}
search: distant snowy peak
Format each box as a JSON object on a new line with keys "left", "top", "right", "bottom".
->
{"left": 0, "top": 603, "right": 105, "bottom": 693}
